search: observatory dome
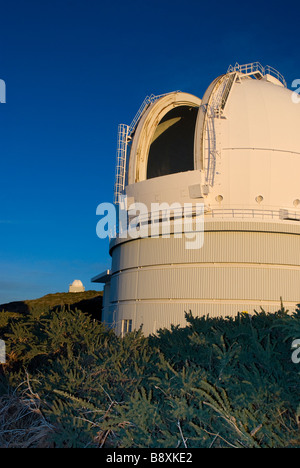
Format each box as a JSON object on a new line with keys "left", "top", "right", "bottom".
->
{"left": 194, "top": 75, "right": 300, "bottom": 212}
{"left": 69, "top": 280, "right": 85, "bottom": 293}
{"left": 93, "top": 62, "right": 300, "bottom": 336}
{"left": 72, "top": 280, "right": 83, "bottom": 287}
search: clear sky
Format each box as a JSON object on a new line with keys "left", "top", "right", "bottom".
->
{"left": 0, "top": 0, "right": 299, "bottom": 303}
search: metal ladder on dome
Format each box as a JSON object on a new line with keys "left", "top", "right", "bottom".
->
{"left": 204, "top": 72, "right": 236, "bottom": 186}
{"left": 114, "top": 124, "right": 129, "bottom": 205}
{"left": 113, "top": 91, "right": 180, "bottom": 205}
{"left": 205, "top": 107, "right": 217, "bottom": 186}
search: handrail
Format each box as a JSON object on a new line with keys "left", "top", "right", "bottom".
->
{"left": 114, "top": 91, "right": 181, "bottom": 204}
{"left": 203, "top": 73, "right": 236, "bottom": 187}
{"left": 227, "top": 62, "right": 286, "bottom": 88}
{"left": 128, "top": 91, "right": 181, "bottom": 137}
{"left": 109, "top": 207, "right": 300, "bottom": 240}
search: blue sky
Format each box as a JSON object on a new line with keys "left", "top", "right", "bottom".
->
{"left": 0, "top": 0, "right": 299, "bottom": 303}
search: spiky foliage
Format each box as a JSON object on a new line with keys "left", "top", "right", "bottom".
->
{"left": 0, "top": 304, "right": 299, "bottom": 448}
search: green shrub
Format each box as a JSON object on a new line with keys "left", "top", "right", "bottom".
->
{"left": 0, "top": 305, "right": 299, "bottom": 448}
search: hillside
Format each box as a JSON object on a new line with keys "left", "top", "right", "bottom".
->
{"left": 0, "top": 290, "right": 103, "bottom": 321}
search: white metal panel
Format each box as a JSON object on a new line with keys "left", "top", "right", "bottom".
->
{"left": 113, "top": 300, "right": 296, "bottom": 336}
{"left": 110, "top": 270, "right": 138, "bottom": 302}
{"left": 111, "top": 263, "right": 300, "bottom": 303}
{"left": 111, "top": 230, "right": 300, "bottom": 270}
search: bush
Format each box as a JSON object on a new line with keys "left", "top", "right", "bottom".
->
{"left": 0, "top": 305, "right": 299, "bottom": 448}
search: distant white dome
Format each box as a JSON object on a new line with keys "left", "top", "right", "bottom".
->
{"left": 69, "top": 280, "right": 85, "bottom": 293}
{"left": 72, "top": 280, "right": 83, "bottom": 287}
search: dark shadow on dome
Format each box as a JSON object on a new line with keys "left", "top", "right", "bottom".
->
{"left": 147, "top": 105, "right": 198, "bottom": 179}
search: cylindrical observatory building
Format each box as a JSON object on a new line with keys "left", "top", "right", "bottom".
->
{"left": 93, "top": 62, "right": 300, "bottom": 336}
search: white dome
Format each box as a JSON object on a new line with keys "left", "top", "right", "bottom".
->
{"left": 197, "top": 76, "right": 300, "bottom": 212}
{"left": 95, "top": 63, "right": 300, "bottom": 336}
{"left": 72, "top": 280, "right": 83, "bottom": 287}
{"left": 69, "top": 280, "right": 85, "bottom": 293}
{"left": 124, "top": 67, "right": 300, "bottom": 216}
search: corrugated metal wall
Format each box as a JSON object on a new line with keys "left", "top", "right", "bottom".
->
{"left": 111, "top": 265, "right": 300, "bottom": 301}
{"left": 112, "top": 229, "right": 300, "bottom": 271}
{"left": 107, "top": 221, "right": 300, "bottom": 335}
{"left": 112, "top": 301, "right": 294, "bottom": 336}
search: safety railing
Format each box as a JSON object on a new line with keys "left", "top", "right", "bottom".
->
{"left": 113, "top": 91, "right": 180, "bottom": 205}
{"left": 227, "top": 62, "right": 287, "bottom": 88}
{"left": 203, "top": 73, "right": 236, "bottom": 187}
{"left": 128, "top": 92, "right": 178, "bottom": 136}
{"left": 206, "top": 208, "right": 300, "bottom": 220}
{"left": 113, "top": 124, "right": 129, "bottom": 205}
{"left": 108, "top": 207, "right": 300, "bottom": 241}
